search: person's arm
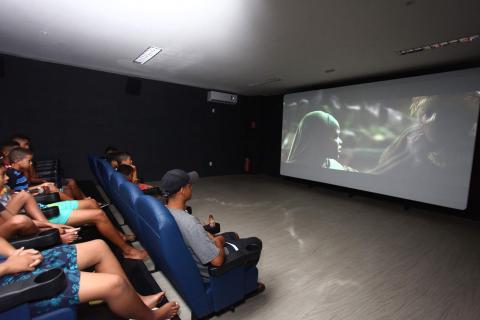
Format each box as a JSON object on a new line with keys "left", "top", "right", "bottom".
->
{"left": 183, "top": 216, "right": 224, "bottom": 267}
{"left": 209, "top": 235, "right": 225, "bottom": 267}
{"left": 130, "top": 165, "right": 139, "bottom": 184}
{"left": 0, "top": 246, "right": 43, "bottom": 276}
{"left": 27, "top": 166, "right": 48, "bottom": 185}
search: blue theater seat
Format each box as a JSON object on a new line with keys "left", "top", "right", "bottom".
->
{"left": 87, "top": 155, "right": 261, "bottom": 318}
{"left": 0, "top": 305, "right": 76, "bottom": 320}
{"left": 117, "top": 182, "right": 145, "bottom": 242}
{"left": 134, "top": 196, "right": 259, "bottom": 319}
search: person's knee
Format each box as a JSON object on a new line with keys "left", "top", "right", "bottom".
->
{"left": 92, "top": 209, "right": 108, "bottom": 222}
{"left": 84, "top": 198, "right": 98, "bottom": 209}
{"left": 15, "top": 190, "right": 31, "bottom": 202}
{"left": 105, "top": 274, "right": 127, "bottom": 297}
{"left": 91, "top": 239, "right": 110, "bottom": 254}
{"left": 66, "top": 179, "right": 79, "bottom": 189}
{"left": 9, "top": 215, "right": 33, "bottom": 231}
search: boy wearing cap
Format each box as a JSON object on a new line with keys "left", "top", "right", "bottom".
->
{"left": 160, "top": 169, "right": 264, "bottom": 286}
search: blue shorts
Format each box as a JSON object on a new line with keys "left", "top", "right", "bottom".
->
{"left": 0, "top": 244, "right": 80, "bottom": 316}
{"left": 46, "top": 200, "right": 79, "bottom": 225}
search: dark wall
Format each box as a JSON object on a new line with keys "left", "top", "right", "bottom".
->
{"left": 0, "top": 55, "right": 253, "bottom": 180}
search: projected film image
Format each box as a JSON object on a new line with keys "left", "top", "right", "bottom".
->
{"left": 281, "top": 69, "right": 480, "bottom": 209}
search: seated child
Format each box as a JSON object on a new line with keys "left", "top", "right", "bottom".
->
{"left": 0, "top": 140, "right": 20, "bottom": 167}
{"left": 4, "top": 152, "right": 146, "bottom": 259}
{"left": 113, "top": 152, "right": 141, "bottom": 183}
{"left": 0, "top": 166, "right": 78, "bottom": 243}
{"left": 11, "top": 134, "right": 86, "bottom": 200}
{"left": 117, "top": 164, "right": 154, "bottom": 191}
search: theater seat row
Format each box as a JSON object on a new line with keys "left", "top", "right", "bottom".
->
{"left": 88, "top": 155, "right": 259, "bottom": 319}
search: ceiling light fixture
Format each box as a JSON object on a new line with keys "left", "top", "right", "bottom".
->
{"left": 133, "top": 47, "right": 162, "bottom": 64}
{"left": 397, "top": 34, "right": 479, "bottom": 56}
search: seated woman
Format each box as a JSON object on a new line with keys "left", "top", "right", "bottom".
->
{"left": 0, "top": 237, "right": 179, "bottom": 319}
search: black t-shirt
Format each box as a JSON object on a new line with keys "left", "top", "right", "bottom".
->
{"left": 0, "top": 201, "right": 6, "bottom": 213}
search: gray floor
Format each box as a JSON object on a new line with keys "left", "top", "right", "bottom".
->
{"left": 181, "top": 174, "right": 480, "bottom": 320}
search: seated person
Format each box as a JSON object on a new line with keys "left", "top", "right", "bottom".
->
{"left": 117, "top": 164, "right": 154, "bottom": 191}
{"left": 2, "top": 160, "right": 146, "bottom": 260}
{"left": 104, "top": 146, "right": 119, "bottom": 158}
{"left": 106, "top": 151, "right": 120, "bottom": 169}
{"left": 0, "top": 237, "right": 179, "bottom": 319}
{"left": 11, "top": 134, "right": 86, "bottom": 200}
{"left": 113, "top": 152, "right": 141, "bottom": 182}
{"left": 160, "top": 169, "right": 264, "bottom": 288}
{"left": 0, "top": 166, "right": 78, "bottom": 243}
{"left": 0, "top": 140, "right": 20, "bottom": 166}
{"left": 6, "top": 147, "right": 100, "bottom": 207}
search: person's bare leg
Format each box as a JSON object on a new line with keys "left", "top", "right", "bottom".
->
{"left": 59, "top": 191, "right": 74, "bottom": 201}
{"left": 0, "top": 215, "right": 39, "bottom": 239}
{"left": 66, "top": 209, "right": 147, "bottom": 259}
{"left": 76, "top": 198, "right": 99, "bottom": 209}
{"left": 76, "top": 240, "right": 162, "bottom": 307}
{"left": 66, "top": 178, "right": 87, "bottom": 200}
{"left": 75, "top": 200, "right": 133, "bottom": 241}
{"left": 6, "top": 191, "right": 49, "bottom": 222}
{"left": 61, "top": 186, "right": 75, "bottom": 199}
{"left": 78, "top": 272, "right": 179, "bottom": 320}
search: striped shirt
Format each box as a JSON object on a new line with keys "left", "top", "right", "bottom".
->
{"left": 6, "top": 168, "right": 29, "bottom": 192}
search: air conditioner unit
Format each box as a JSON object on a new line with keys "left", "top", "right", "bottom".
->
{"left": 207, "top": 91, "right": 238, "bottom": 105}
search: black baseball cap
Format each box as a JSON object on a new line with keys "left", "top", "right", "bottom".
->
{"left": 159, "top": 169, "right": 199, "bottom": 197}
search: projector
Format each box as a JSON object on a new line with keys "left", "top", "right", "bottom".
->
{"left": 207, "top": 91, "right": 238, "bottom": 105}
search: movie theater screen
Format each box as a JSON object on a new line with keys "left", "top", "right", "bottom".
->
{"left": 281, "top": 68, "right": 480, "bottom": 210}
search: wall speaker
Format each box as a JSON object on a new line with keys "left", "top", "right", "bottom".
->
{"left": 125, "top": 77, "right": 142, "bottom": 96}
{"left": 207, "top": 91, "right": 238, "bottom": 105}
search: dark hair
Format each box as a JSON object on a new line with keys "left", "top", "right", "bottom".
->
{"left": 106, "top": 151, "right": 119, "bottom": 164}
{"left": 10, "top": 134, "right": 31, "bottom": 142}
{"left": 113, "top": 152, "right": 131, "bottom": 164}
{"left": 1, "top": 140, "right": 20, "bottom": 154}
{"left": 117, "top": 164, "right": 134, "bottom": 177}
{"left": 104, "top": 146, "right": 119, "bottom": 155}
{"left": 8, "top": 147, "right": 33, "bottom": 163}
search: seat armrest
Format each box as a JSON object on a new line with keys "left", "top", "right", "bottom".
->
{"left": 0, "top": 268, "right": 67, "bottom": 312}
{"left": 41, "top": 206, "right": 60, "bottom": 219}
{"left": 34, "top": 193, "right": 61, "bottom": 204}
{"left": 208, "top": 250, "right": 247, "bottom": 277}
{"left": 10, "top": 229, "right": 61, "bottom": 251}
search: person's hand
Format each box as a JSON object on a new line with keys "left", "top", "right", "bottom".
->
{"left": 3, "top": 247, "right": 43, "bottom": 273}
{"left": 214, "top": 235, "right": 225, "bottom": 246}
